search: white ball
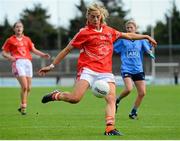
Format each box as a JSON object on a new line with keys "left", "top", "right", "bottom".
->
{"left": 91, "top": 80, "right": 110, "bottom": 98}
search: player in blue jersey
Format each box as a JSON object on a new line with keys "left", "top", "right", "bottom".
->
{"left": 114, "top": 20, "right": 155, "bottom": 119}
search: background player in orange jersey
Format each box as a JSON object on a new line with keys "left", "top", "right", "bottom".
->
{"left": 38, "top": 3, "right": 157, "bottom": 136}
{"left": 2, "top": 21, "right": 50, "bottom": 115}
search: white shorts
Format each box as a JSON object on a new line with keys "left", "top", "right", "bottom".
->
{"left": 79, "top": 68, "right": 115, "bottom": 87}
{"left": 12, "top": 59, "right": 33, "bottom": 77}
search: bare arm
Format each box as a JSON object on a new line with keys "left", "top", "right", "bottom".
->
{"left": 121, "top": 32, "right": 157, "bottom": 47}
{"left": 38, "top": 44, "right": 74, "bottom": 76}
{"left": 31, "top": 46, "right": 50, "bottom": 59}
{"left": 2, "top": 50, "right": 16, "bottom": 62}
{"left": 52, "top": 44, "right": 74, "bottom": 65}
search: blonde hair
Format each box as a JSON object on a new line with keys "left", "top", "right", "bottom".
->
{"left": 86, "top": 3, "right": 109, "bottom": 24}
{"left": 125, "top": 20, "right": 137, "bottom": 29}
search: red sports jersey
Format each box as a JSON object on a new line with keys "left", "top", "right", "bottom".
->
{"left": 2, "top": 35, "right": 34, "bottom": 60}
{"left": 70, "top": 24, "right": 122, "bottom": 73}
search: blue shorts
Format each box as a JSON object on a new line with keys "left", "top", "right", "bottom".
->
{"left": 121, "top": 72, "right": 145, "bottom": 81}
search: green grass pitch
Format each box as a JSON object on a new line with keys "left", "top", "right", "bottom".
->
{"left": 0, "top": 85, "right": 180, "bottom": 139}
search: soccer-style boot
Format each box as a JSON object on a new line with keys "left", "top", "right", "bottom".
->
{"left": 18, "top": 107, "right": 26, "bottom": 115}
{"left": 104, "top": 129, "right": 123, "bottom": 136}
{"left": 21, "top": 108, "right": 27, "bottom": 115}
{"left": 42, "top": 90, "right": 61, "bottom": 103}
{"left": 129, "top": 113, "right": 138, "bottom": 119}
{"left": 18, "top": 108, "right": 21, "bottom": 113}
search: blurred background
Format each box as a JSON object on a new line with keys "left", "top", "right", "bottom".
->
{"left": 0, "top": 0, "right": 180, "bottom": 86}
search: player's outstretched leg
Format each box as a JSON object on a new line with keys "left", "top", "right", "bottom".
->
{"left": 42, "top": 90, "right": 61, "bottom": 103}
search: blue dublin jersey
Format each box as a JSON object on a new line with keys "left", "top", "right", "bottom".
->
{"left": 113, "top": 39, "right": 152, "bottom": 74}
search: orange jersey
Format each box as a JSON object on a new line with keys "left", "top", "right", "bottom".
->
{"left": 2, "top": 35, "right": 34, "bottom": 60}
{"left": 70, "top": 24, "right": 122, "bottom": 73}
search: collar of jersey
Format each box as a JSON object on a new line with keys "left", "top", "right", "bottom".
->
{"left": 13, "top": 35, "right": 24, "bottom": 41}
{"left": 87, "top": 24, "right": 103, "bottom": 33}
{"left": 92, "top": 27, "right": 103, "bottom": 32}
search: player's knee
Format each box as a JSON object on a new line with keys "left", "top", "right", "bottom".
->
{"left": 106, "top": 94, "right": 116, "bottom": 104}
{"left": 27, "top": 87, "right": 31, "bottom": 93}
{"left": 139, "top": 92, "right": 145, "bottom": 98}
{"left": 69, "top": 96, "right": 81, "bottom": 104}
{"left": 126, "top": 88, "right": 132, "bottom": 94}
{"left": 21, "top": 86, "right": 28, "bottom": 93}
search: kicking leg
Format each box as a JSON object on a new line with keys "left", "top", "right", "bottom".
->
{"left": 42, "top": 79, "right": 90, "bottom": 104}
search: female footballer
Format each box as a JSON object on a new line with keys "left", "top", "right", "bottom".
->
{"left": 38, "top": 3, "right": 157, "bottom": 135}
{"left": 2, "top": 21, "right": 50, "bottom": 115}
{"left": 114, "top": 20, "right": 156, "bottom": 119}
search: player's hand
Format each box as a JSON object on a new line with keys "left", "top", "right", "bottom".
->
{"left": 9, "top": 56, "right": 16, "bottom": 62}
{"left": 148, "top": 37, "right": 157, "bottom": 47}
{"left": 42, "top": 53, "right": 51, "bottom": 59}
{"left": 38, "top": 65, "right": 52, "bottom": 76}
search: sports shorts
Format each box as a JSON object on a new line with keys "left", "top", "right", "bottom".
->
{"left": 121, "top": 72, "right": 145, "bottom": 81}
{"left": 12, "top": 58, "right": 33, "bottom": 77}
{"left": 78, "top": 67, "right": 115, "bottom": 87}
